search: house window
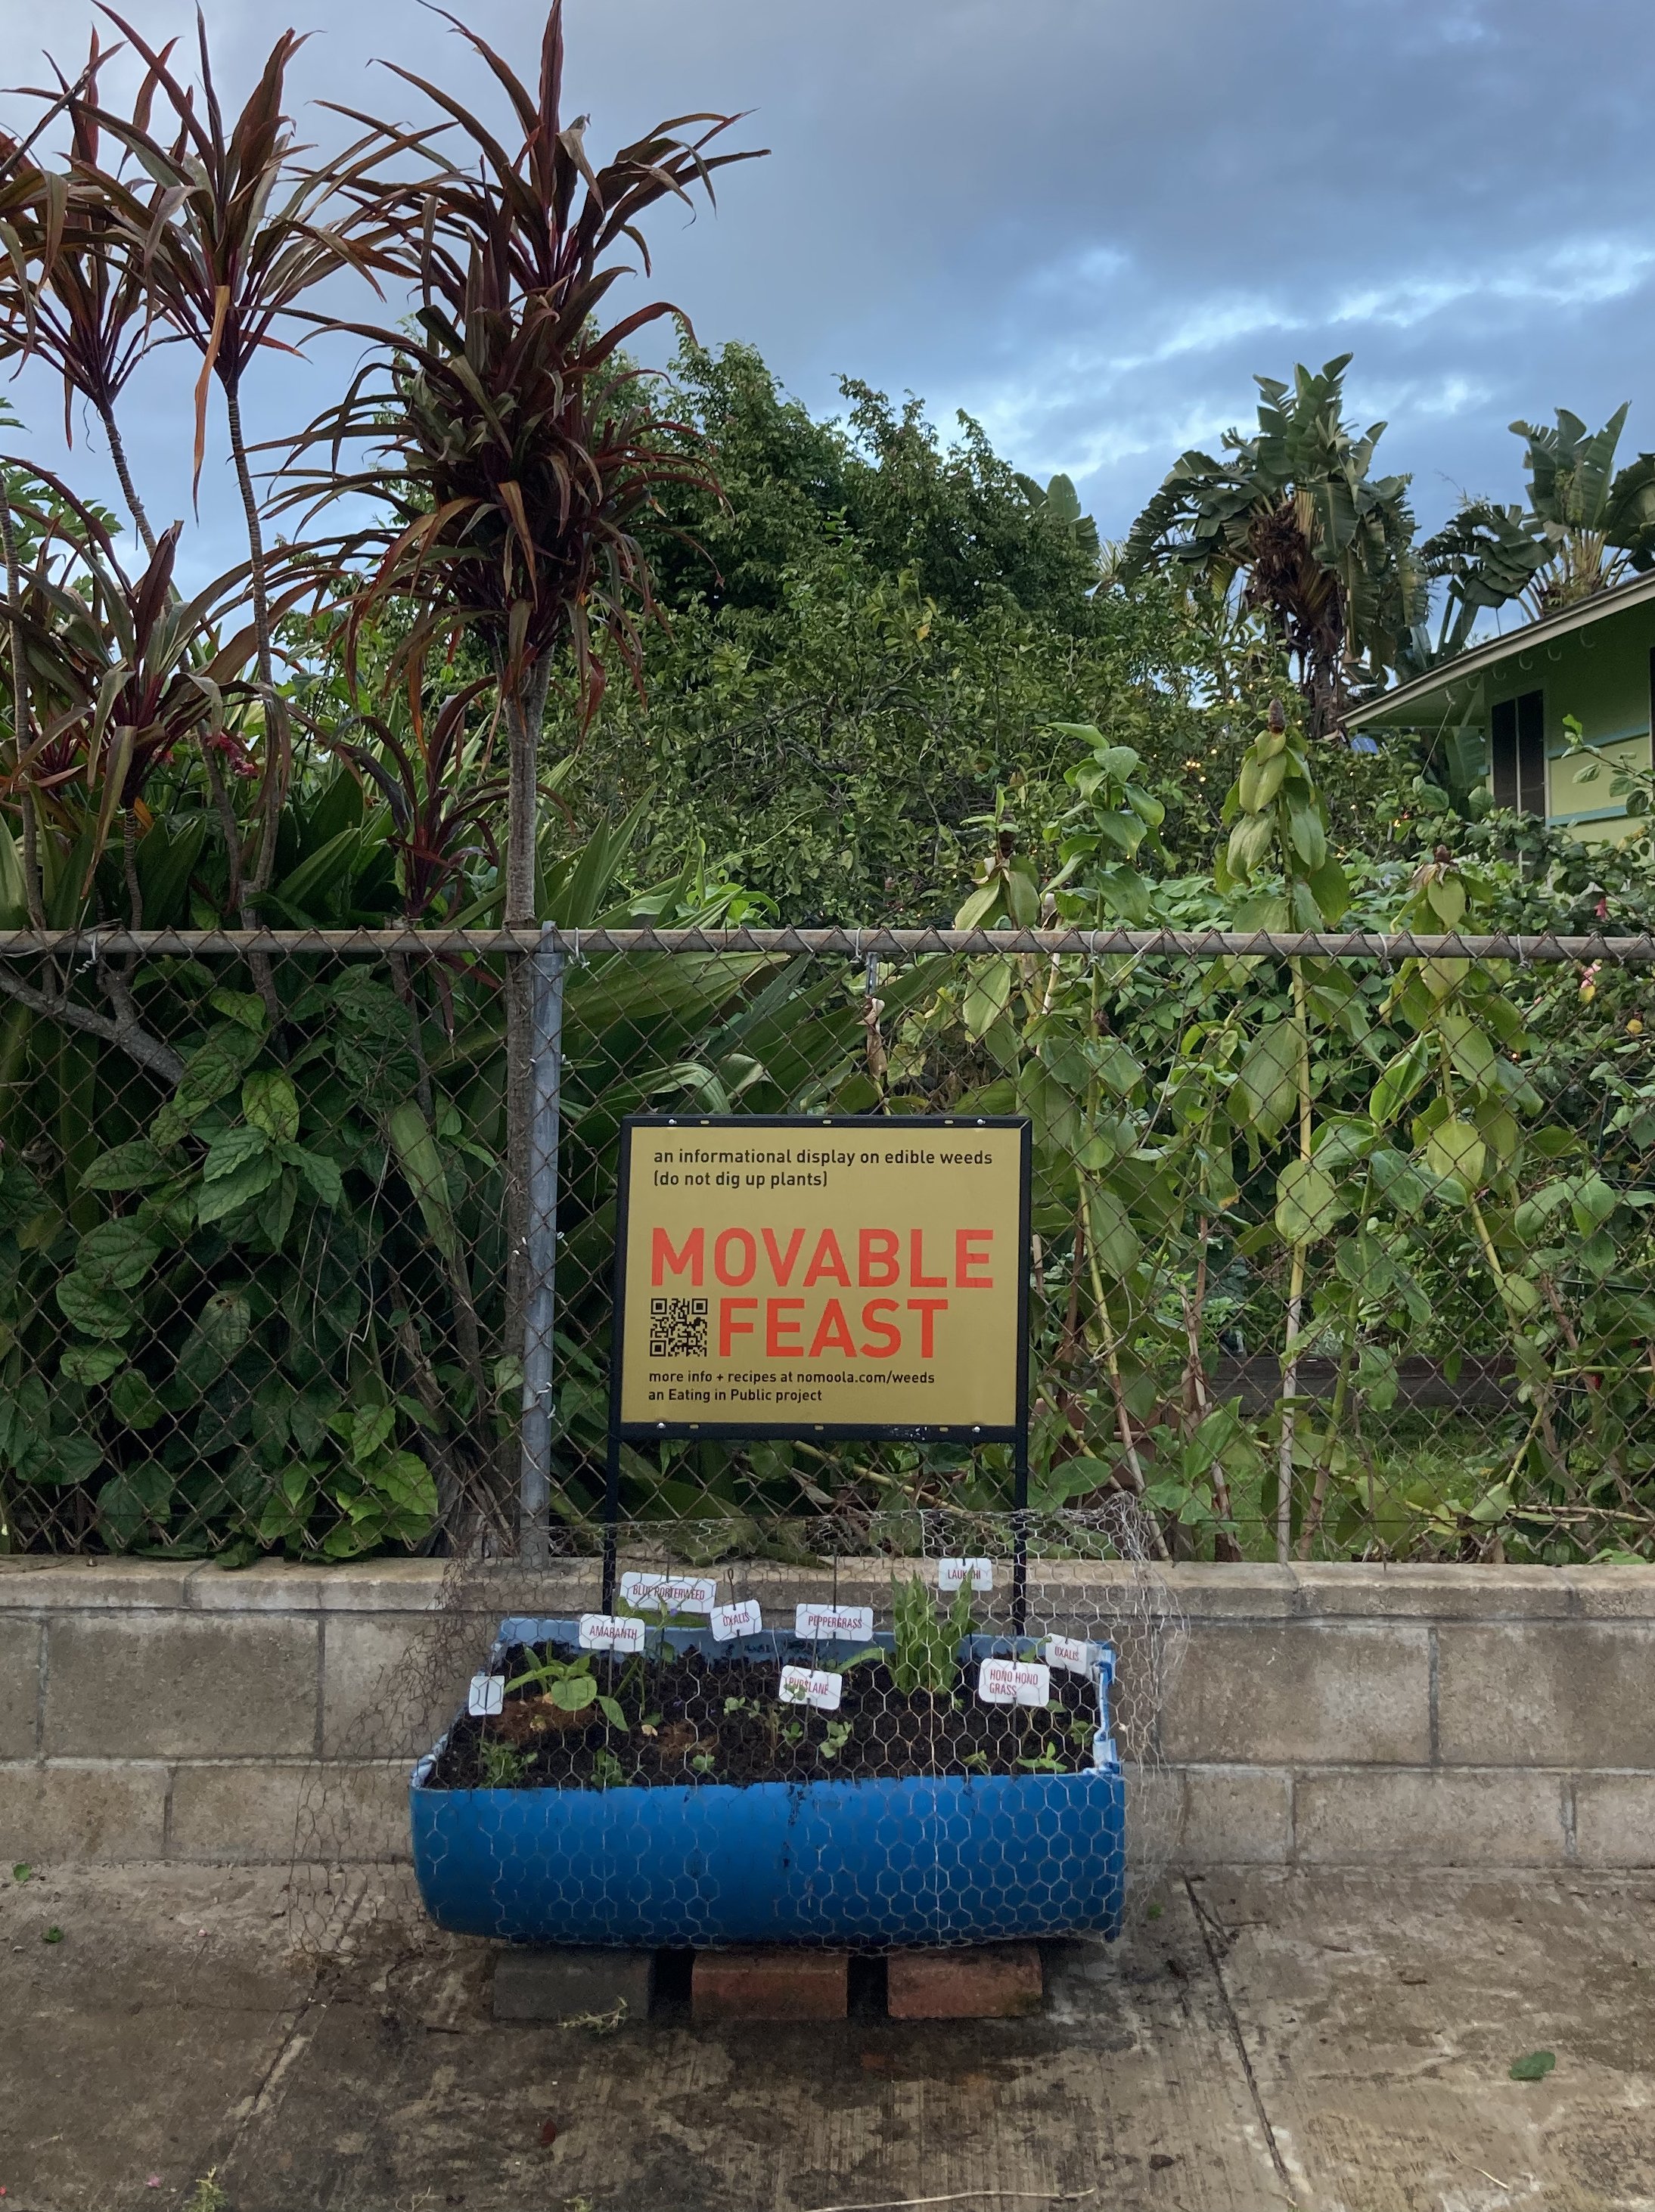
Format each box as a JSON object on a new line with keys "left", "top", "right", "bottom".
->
{"left": 1490, "top": 690, "right": 1545, "bottom": 816}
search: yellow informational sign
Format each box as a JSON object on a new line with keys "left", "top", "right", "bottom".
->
{"left": 613, "top": 1117, "right": 1030, "bottom": 1438}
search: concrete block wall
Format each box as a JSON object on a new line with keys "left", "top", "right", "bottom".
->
{"left": 2, "top": 1558, "right": 1652, "bottom": 1869}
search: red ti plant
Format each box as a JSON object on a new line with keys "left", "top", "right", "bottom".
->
{"left": 281, "top": 0, "right": 763, "bottom": 928}
{"left": 0, "top": 31, "right": 169, "bottom": 558}
{"left": 275, "top": 0, "right": 762, "bottom": 1351}
{"left": 51, "top": 8, "right": 408, "bottom": 910}
{"left": 2, "top": 473, "right": 306, "bottom": 923}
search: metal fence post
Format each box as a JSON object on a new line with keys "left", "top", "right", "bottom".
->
{"left": 518, "top": 924, "right": 567, "bottom": 1563}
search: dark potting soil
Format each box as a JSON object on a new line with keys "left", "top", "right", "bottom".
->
{"left": 425, "top": 1643, "right": 1101, "bottom": 1792}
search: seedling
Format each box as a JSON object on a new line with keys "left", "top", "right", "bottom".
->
{"left": 818, "top": 1720, "right": 853, "bottom": 1761}
{"left": 688, "top": 1751, "right": 716, "bottom": 1776}
{"left": 1016, "top": 1742, "right": 1065, "bottom": 1774}
{"left": 479, "top": 1742, "right": 533, "bottom": 1788}
{"left": 43, "top": 1925, "right": 64, "bottom": 1944}
{"left": 591, "top": 1748, "right": 626, "bottom": 1790}
{"left": 508, "top": 1649, "right": 627, "bottom": 1732}
{"left": 11, "top": 1863, "right": 30, "bottom": 1883}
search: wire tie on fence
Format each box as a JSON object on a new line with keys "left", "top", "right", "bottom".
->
{"left": 78, "top": 930, "right": 98, "bottom": 969}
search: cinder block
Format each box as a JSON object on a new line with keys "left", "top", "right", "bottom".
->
{"left": 1566, "top": 1566, "right": 1655, "bottom": 1620}
{"left": 1163, "top": 1621, "right": 1430, "bottom": 1767}
{"left": 1573, "top": 1775, "right": 1655, "bottom": 1867}
{"left": 1294, "top": 1767, "right": 1566, "bottom": 1867}
{"left": 187, "top": 1560, "right": 449, "bottom": 1613}
{"left": 169, "top": 1763, "right": 303, "bottom": 1862}
{"left": 886, "top": 1944, "right": 1042, "bottom": 2018}
{"left": 1437, "top": 1624, "right": 1655, "bottom": 1767}
{"left": 1177, "top": 1766, "right": 1293, "bottom": 1866}
{"left": 45, "top": 1612, "right": 318, "bottom": 1759}
{"left": 321, "top": 1614, "right": 467, "bottom": 1760}
{"left": 494, "top": 1946, "right": 654, "bottom": 2022}
{"left": 0, "top": 1617, "right": 40, "bottom": 1758}
{"left": 0, "top": 1562, "right": 199, "bottom": 1610}
{"left": 1157, "top": 1565, "right": 1298, "bottom": 1619}
{"left": 1296, "top": 1564, "right": 1573, "bottom": 1619}
{"left": 0, "top": 1758, "right": 167, "bottom": 1862}
{"left": 692, "top": 1947, "right": 847, "bottom": 2021}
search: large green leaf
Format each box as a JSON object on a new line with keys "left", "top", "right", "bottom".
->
{"left": 1275, "top": 1159, "right": 1342, "bottom": 1244}
{"left": 1235, "top": 1024, "right": 1302, "bottom": 1137}
{"left": 1424, "top": 1117, "right": 1486, "bottom": 1190}
{"left": 243, "top": 1072, "right": 300, "bottom": 1144}
{"left": 386, "top": 1103, "right": 460, "bottom": 1259}
{"left": 80, "top": 1141, "right": 174, "bottom": 1193}
{"left": 75, "top": 1221, "right": 160, "bottom": 1290}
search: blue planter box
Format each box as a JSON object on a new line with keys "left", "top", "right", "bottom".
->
{"left": 411, "top": 1617, "right": 1126, "bottom": 1949}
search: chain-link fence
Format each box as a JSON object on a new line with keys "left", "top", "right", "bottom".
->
{"left": 3, "top": 923, "right": 1654, "bottom": 1568}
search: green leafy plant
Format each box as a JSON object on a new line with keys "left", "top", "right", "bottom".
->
{"left": 1509, "top": 2050, "right": 1557, "bottom": 2083}
{"left": 818, "top": 1719, "right": 852, "bottom": 1761}
{"left": 478, "top": 1742, "right": 533, "bottom": 1789}
{"left": 505, "top": 1649, "right": 626, "bottom": 1733}
{"left": 890, "top": 1574, "right": 976, "bottom": 1696}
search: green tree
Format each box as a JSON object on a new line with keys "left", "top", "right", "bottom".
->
{"left": 567, "top": 343, "right": 1271, "bottom": 920}
{"left": 1121, "top": 355, "right": 1426, "bottom": 740}
{"left": 1424, "top": 405, "right": 1655, "bottom": 628}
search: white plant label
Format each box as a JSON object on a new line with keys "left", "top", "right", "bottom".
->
{"left": 778, "top": 1664, "right": 843, "bottom": 1712}
{"left": 578, "top": 1613, "right": 647, "bottom": 1655}
{"left": 977, "top": 1657, "right": 1051, "bottom": 1708}
{"left": 619, "top": 1571, "right": 717, "bottom": 1614}
{"left": 937, "top": 1556, "right": 994, "bottom": 1593}
{"left": 1045, "top": 1634, "right": 1095, "bottom": 1676}
{"left": 710, "top": 1598, "right": 763, "bottom": 1643}
{"left": 795, "top": 1603, "right": 874, "bottom": 1642}
{"left": 467, "top": 1674, "right": 505, "bottom": 1717}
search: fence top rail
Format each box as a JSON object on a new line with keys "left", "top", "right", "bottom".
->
{"left": 1, "top": 923, "right": 1653, "bottom": 963}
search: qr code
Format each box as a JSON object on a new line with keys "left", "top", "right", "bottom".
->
{"left": 649, "top": 1295, "right": 709, "bottom": 1358}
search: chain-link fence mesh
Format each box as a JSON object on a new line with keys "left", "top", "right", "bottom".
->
{"left": 2, "top": 924, "right": 1654, "bottom": 1568}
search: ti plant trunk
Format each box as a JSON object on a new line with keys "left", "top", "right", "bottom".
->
{"left": 99, "top": 401, "right": 158, "bottom": 563}
{"left": 501, "top": 657, "right": 556, "bottom": 1526}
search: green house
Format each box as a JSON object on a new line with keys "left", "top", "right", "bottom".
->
{"left": 1347, "top": 571, "right": 1655, "bottom": 845}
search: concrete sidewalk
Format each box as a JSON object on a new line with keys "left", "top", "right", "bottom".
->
{"left": 2, "top": 1864, "right": 1652, "bottom": 2212}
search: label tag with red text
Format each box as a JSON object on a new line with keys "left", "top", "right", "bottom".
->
{"left": 977, "top": 1657, "right": 1051, "bottom": 1708}
{"left": 778, "top": 1665, "right": 843, "bottom": 1711}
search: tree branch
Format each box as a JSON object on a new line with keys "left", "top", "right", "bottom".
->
{"left": 0, "top": 961, "right": 184, "bottom": 1084}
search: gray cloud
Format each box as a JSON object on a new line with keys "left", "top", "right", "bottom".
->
{"left": 1, "top": 0, "right": 1650, "bottom": 578}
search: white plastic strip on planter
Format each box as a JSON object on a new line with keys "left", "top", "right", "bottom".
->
{"left": 467, "top": 1674, "right": 505, "bottom": 1717}
{"left": 938, "top": 1556, "right": 994, "bottom": 1591}
{"left": 619, "top": 1571, "right": 718, "bottom": 1614}
{"left": 795, "top": 1603, "right": 874, "bottom": 1641}
{"left": 977, "top": 1657, "right": 1051, "bottom": 1708}
{"left": 578, "top": 1613, "right": 647, "bottom": 1654}
{"left": 778, "top": 1664, "right": 843, "bottom": 1711}
{"left": 710, "top": 1597, "right": 763, "bottom": 1643}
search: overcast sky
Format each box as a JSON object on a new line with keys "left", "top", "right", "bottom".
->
{"left": 2, "top": 0, "right": 1651, "bottom": 580}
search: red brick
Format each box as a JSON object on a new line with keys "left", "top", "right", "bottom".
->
{"left": 691, "top": 1946, "right": 848, "bottom": 2021}
{"left": 886, "top": 1943, "right": 1043, "bottom": 2019}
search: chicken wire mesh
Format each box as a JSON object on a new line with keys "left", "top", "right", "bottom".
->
{"left": 289, "top": 1503, "right": 1185, "bottom": 1956}
{"left": 2, "top": 922, "right": 1654, "bottom": 1570}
